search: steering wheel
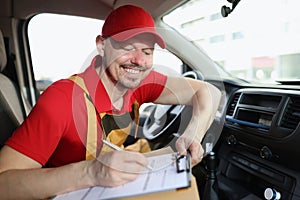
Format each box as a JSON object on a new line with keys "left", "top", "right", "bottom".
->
{"left": 142, "top": 71, "right": 202, "bottom": 149}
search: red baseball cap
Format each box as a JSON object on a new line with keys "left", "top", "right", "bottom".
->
{"left": 102, "top": 5, "right": 166, "bottom": 49}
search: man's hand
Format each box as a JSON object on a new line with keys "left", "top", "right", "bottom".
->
{"left": 175, "top": 135, "right": 204, "bottom": 166}
{"left": 88, "top": 150, "right": 148, "bottom": 187}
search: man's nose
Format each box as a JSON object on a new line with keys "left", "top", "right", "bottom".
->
{"left": 130, "top": 50, "right": 145, "bottom": 66}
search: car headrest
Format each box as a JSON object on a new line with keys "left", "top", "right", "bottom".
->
{"left": 0, "top": 30, "right": 7, "bottom": 72}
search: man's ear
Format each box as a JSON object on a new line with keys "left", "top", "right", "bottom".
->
{"left": 96, "top": 35, "right": 105, "bottom": 56}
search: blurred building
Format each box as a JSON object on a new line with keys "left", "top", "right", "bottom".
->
{"left": 164, "top": 0, "right": 300, "bottom": 82}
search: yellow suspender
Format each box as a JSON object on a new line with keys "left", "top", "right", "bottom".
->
{"left": 69, "top": 75, "right": 97, "bottom": 160}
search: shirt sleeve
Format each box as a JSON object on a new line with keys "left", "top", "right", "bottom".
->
{"left": 5, "top": 80, "right": 73, "bottom": 165}
{"left": 133, "top": 70, "right": 167, "bottom": 104}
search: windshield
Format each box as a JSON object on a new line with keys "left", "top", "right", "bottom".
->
{"left": 163, "top": 0, "right": 300, "bottom": 84}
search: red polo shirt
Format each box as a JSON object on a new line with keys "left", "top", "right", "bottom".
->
{"left": 6, "top": 56, "right": 167, "bottom": 167}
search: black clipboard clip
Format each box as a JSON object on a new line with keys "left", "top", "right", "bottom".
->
{"left": 176, "top": 152, "right": 191, "bottom": 173}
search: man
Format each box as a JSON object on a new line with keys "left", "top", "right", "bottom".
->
{"left": 0, "top": 5, "right": 221, "bottom": 199}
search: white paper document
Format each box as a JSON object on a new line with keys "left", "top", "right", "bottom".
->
{"left": 53, "top": 152, "right": 191, "bottom": 200}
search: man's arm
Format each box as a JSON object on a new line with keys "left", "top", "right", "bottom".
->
{"left": 0, "top": 145, "right": 148, "bottom": 199}
{"left": 0, "top": 145, "right": 90, "bottom": 199}
{"left": 154, "top": 76, "right": 222, "bottom": 165}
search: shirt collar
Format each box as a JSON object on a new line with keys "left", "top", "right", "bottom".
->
{"left": 80, "top": 56, "right": 113, "bottom": 112}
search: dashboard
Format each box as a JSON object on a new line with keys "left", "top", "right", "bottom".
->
{"left": 214, "top": 86, "right": 300, "bottom": 200}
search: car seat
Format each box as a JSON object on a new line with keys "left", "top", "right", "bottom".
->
{"left": 0, "top": 29, "right": 30, "bottom": 147}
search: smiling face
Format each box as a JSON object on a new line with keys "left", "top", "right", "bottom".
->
{"left": 101, "top": 33, "right": 156, "bottom": 90}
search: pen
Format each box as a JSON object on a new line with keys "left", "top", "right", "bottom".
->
{"left": 102, "top": 139, "right": 123, "bottom": 151}
{"left": 102, "top": 139, "right": 153, "bottom": 171}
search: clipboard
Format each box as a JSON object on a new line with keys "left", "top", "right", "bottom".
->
{"left": 53, "top": 152, "right": 192, "bottom": 200}
{"left": 176, "top": 153, "right": 191, "bottom": 173}
{"left": 120, "top": 176, "right": 199, "bottom": 200}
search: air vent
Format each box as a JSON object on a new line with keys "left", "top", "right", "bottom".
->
{"left": 226, "top": 92, "right": 241, "bottom": 116}
{"left": 280, "top": 96, "right": 300, "bottom": 130}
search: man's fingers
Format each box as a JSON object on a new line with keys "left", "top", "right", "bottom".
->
{"left": 175, "top": 137, "right": 187, "bottom": 155}
{"left": 189, "top": 142, "right": 204, "bottom": 166}
{"left": 125, "top": 152, "right": 149, "bottom": 172}
{"left": 175, "top": 137, "right": 204, "bottom": 166}
{"left": 98, "top": 151, "right": 148, "bottom": 173}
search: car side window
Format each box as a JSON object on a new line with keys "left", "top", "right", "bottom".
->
{"left": 28, "top": 13, "right": 183, "bottom": 95}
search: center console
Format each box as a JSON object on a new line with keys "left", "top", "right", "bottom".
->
{"left": 216, "top": 88, "right": 300, "bottom": 199}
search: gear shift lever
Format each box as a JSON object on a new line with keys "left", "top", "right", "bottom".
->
{"left": 202, "top": 151, "right": 219, "bottom": 200}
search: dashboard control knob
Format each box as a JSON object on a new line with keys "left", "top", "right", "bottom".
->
{"left": 260, "top": 146, "right": 272, "bottom": 160}
{"left": 227, "top": 135, "right": 237, "bottom": 145}
{"left": 264, "top": 188, "right": 281, "bottom": 199}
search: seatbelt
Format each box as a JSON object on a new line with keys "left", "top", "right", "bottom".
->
{"left": 20, "top": 90, "right": 31, "bottom": 116}
{"left": 69, "top": 75, "right": 97, "bottom": 160}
